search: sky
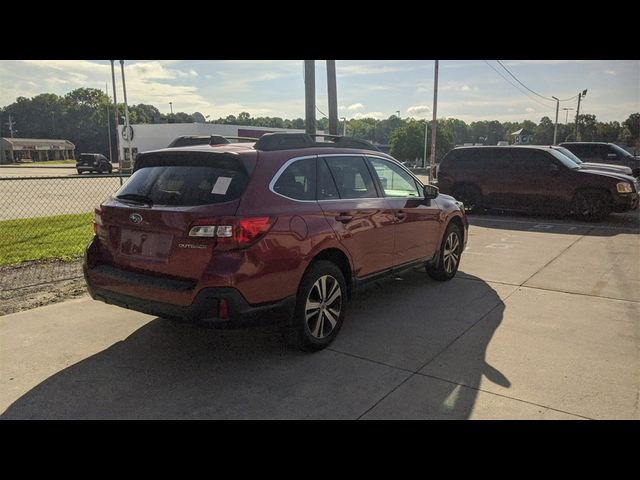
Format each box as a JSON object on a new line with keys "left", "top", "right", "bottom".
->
{"left": 0, "top": 60, "right": 638, "bottom": 124}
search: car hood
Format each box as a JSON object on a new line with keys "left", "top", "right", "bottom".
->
{"left": 580, "top": 162, "right": 633, "bottom": 174}
{"left": 576, "top": 168, "right": 637, "bottom": 183}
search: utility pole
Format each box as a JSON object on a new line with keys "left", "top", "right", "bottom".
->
{"left": 423, "top": 121, "right": 429, "bottom": 171}
{"left": 575, "top": 89, "right": 587, "bottom": 141}
{"left": 326, "top": 60, "right": 338, "bottom": 135}
{"left": 429, "top": 60, "right": 439, "bottom": 171}
{"left": 304, "top": 60, "right": 316, "bottom": 135}
{"left": 552, "top": 96, "right": 559, "bottom": 145}
{"left": 7, "top": 115, "right": 15, "bottom": 138}
{"left": 110, "top": 60, "right": 121, "bottom": 170}
{"left": 120, "top": 60, "right": 133, "bottom": 172}
{"left": 105, "top": 84, "right": 113, "bottom": 163}
{"left": 341, "top": 117, "right": 347, "bottom": 136}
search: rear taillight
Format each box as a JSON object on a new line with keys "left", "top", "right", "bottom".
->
{"left": 188, "top": 217, "right": 275, "bottom": 249}
{"left": 93, "top": 207, "right": 103, "bottom": 234}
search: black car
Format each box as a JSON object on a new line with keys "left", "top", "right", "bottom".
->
{"left": 559, "top": 142, "right": 640, "bottom": 177}
{"left": 437, "top": 145, "right": 639, "bottom": 221}
{"left": 76, "top": 153, "right": 113, "bottom": 174}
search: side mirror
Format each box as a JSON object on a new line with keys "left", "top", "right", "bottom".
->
{"left": 423, "top": 184, "right": 439, "bottom": 199}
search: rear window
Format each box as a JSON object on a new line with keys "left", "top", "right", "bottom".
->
{"left": 80, "top": 154, "right": 96, "bottom": 162}
{"left": 115, "top": 160, "right": 249, "bottom": 206}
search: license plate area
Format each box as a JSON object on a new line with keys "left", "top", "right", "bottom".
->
{"left": 120, "top": 229, "right": 173, "bottom": 259}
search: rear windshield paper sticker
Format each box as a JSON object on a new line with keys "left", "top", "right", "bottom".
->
{"left": 211, "top": 177, "right": 232, "bottom": 194}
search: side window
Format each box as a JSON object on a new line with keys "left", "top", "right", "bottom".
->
{"left": 323, "top": 156, "right": 378, "bottom": 199}
{"left": 318, "top": 158, "right": 340, "bottom": 200}
{"left": 367, "top": 157, "right": 421, "bottom": 198}
{"left": 273, "top": 157, "right": 316, "bottom": 200}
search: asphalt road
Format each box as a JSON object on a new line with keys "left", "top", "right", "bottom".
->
{"left": 1, "top": 215, "right": 638, "bottom": 419}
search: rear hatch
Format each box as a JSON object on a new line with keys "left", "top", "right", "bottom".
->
{"left": 95, "top": 150, "right": 252, "bottom": 280}
{"left": 78, "top": 154, "right": 96, "bottom": 166}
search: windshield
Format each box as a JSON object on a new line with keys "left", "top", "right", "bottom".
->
{"left": 609, "top": 144, "right": 634, "bottom": 157}
{"left": 548, "top": 149, "right": 580, "bottom": 169}
{"left": 554, "top": 147, "right": 583, "bottom": 165}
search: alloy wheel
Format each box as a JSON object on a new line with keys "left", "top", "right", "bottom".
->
{"left": 305, "top": 275, "right": 342, "bottom": 339}
{"left": 443, "top": 231, "right": 460, "bottom": 274}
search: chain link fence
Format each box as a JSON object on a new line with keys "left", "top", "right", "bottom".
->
{"left": 0, "top": 174, "right": 130, "bottom": 293}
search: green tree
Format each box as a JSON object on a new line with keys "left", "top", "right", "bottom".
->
{"left": 390, "top": 120, "right": 453, "bottom": 163}
{"left": 533, "top": 116, "right": 554, "bottom": 145}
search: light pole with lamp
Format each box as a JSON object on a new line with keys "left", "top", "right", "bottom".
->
{"left": 575, "top": 89, "right": 587, "bottom": 141}
{"left": 551, "top": 96, "right": 560, "bottom": 145}
{"left": 563, "top": 107, "right": 574, "bottom": 124}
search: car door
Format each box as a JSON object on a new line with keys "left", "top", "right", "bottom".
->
{"left": 318, "top": 155, "right": 396, "bottom": 278}
{"left": 366, "top": 156, "right": 442, "bottom": 266}
{"left": 500, "top": 149, "right": 567, "bottom": 211}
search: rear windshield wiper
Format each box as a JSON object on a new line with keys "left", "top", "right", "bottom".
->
{"left": 116, "top": 193, "right": 154, "bottom": 206}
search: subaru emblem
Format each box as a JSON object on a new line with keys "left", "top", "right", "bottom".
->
{"left": 129, "top": 213, "right": 143, "bottom": 224}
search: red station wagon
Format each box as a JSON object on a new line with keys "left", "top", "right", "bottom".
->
{"left": 84, "top": 133, "right": 468, "bottom": 350}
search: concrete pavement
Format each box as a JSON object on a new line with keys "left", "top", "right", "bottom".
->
{"left": 1, "top": 213, "right": 639, "bottom": 419}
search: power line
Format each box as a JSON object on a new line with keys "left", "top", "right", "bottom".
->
{"left": 482, "top": 60, "right": 555, "bottom": 111}
{"left": 496, "top": 60, "right": 556, "bottom": 101}
{"left": 316, "top": 106, "right": 328, "bottom": 118}
{"left": 496, "top": 60, "right": 579, "bottom": 102}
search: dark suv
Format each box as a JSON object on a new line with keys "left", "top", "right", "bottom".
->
{"left": 437, "top": 145, "right": 639, "bottom": 221}
{"left": 83, "top": 133, "right": 468, "bottom": 351}
{"left": 559, "top": 142, "right": 640, "bottom": 177}
{"left": 77, "top": 153, "right": 113, "bottom": 174}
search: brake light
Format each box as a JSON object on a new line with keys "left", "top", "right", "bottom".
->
{"left": 188, "top": 216, "right": 275, "bottom": 249}
{"left": 93, "top": 207, "right": 103, "bottom": 234}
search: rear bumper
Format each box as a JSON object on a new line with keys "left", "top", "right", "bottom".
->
{"left": 76, "top": 165, "right": 95, "bottom": 171}
{"left": 85, "top": 278, "right": 295, "bottom": 327}
{"left": 83, "top": 243, "right": 295, "bottom": 327}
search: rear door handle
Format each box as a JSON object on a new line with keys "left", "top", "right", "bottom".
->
{"left": 335, "top": 213, "right": 353, "bottom": 223}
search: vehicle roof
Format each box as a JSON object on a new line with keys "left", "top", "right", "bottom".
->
{"left": 559, "top": 142, "right": 614, "bottom": 145}
{"left": 451, "top": 145, "right": 556, "bottom": 152}
{"left": 144, "top": 142, "right": 394, "bottom": 160}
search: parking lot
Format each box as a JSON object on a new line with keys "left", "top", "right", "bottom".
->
{"left": 1, "top": 211, "right": 638, "bottom": 420}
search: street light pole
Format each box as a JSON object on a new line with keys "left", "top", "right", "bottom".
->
{"left": 429, "top": 60, "right": 439, "bottom": 171}
{"left": 575, "top": 89, "right": 587, "bottom": 141}
{"left": 120, "top": 60, "right": 133, "bottom": 172}
{"left": 340, "top": 117, "right": 347, "bottom": 136}
{"left": 110, "top": 60, "right": 121, "bottom": 170}
{"left": 170, "top": 102, "right": 173, "bottom": 115}
{"left": 563, "top": 107, "right": 574, "bottom": 124}
{"left": 105, "top": 84, "right": 113, "bottom": 163}
{"left": 552, "top": 96, "right": 559, "bottom": 145}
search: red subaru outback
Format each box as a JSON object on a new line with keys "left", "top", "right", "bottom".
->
{"left": 84, "top": 133, "right": 468, "bottom": 350}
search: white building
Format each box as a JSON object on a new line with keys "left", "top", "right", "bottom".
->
{"left": 116, "top": 123, "right": 314, "bottom": 169}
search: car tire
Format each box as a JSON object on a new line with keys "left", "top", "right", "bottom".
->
{"left": 451, "top": 184, "right": 482, "bottom": 213}
{"left": 573, "top": 190, "right": 611, "bottom": 222}
{"left": 96, "top": 164, "right": 104, "bottom": 174}
{"left": 106, "top": 164, "right": 113, "bottom": 174}
{"left": 426, "top": 222, "right": 463, "bottom": 281}
{"left": 286, "top": 260, "right": 347, "bottom": 352}
{"left": 77, "top": 169, "right": 82, "bottom": 175}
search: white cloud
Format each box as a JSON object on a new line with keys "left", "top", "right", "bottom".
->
{"left": 525, "top": 107, "right": 535, "bottom": 113}
{"left": 606, "top": 70, "right": 617, "bottom": 75}
{"left": 407, "top": 105, "right": 431, "bottom": 117}
{"left": 353, "top": 112, "right": 385, "bottom": 119}
{"left": 461, "top": 85, "right": 471, "bottom": 92}
{"left": 347, "top": 103, "right": 364, "bottom": 111}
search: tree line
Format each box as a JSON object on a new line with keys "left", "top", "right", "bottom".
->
{"left": 1, "top": 88, "right": 638, "bottom": 162}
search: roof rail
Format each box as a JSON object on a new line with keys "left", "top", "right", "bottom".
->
{"left": 210, "top": 135, "right": 259, "bottom": 145}
{"left": 253, "top": 132, "right": 382, "bottom": 152}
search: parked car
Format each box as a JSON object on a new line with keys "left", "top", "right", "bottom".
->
{"left": 76, "top": 153, "right": 113, "bottom": 174}
{"left": 550, "top": 145, "right": 634, "bottom": 177}
{"left": 84, "top": 133, "right": 468, "bottom": 351}
{"left": 559, "top": 142, "right": 640, "bottom": 177}
{"left": 437, "top": 145, "right": 639, "bottom": 221}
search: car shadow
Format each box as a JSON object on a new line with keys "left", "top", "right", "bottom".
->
{"left": 468, "top": 209, "right": 640, "bottom": 237}
{"left": 1, "top": 272, "right": 507, "bottom": 420}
